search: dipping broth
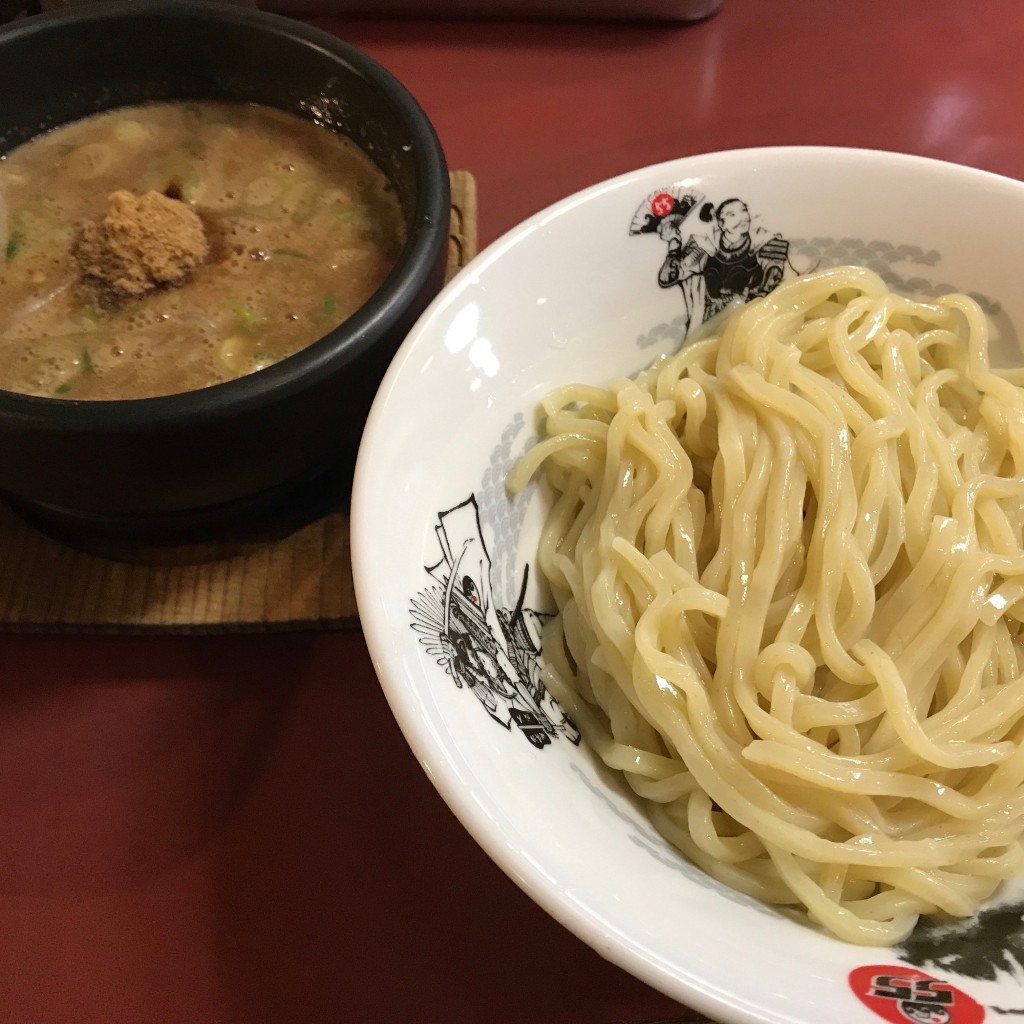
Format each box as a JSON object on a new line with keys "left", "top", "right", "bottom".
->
{"left": 0, "top": 102, "right": 406, "bottom": 400}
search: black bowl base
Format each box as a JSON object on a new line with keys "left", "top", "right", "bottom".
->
{"left": 5, "top": 455, "right": 356, "bottom": 563}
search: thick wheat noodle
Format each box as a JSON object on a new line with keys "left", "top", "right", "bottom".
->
{"left": 507, "top": 265, "right": 1024, "bottom": 945}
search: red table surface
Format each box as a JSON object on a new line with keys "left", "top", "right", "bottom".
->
{"left": 4, "top": 3, "right": 1024, "bottom": 1022}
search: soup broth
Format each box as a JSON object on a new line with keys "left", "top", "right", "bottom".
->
{"left": 0, "top": 101, "right": 406, "bottom": 400}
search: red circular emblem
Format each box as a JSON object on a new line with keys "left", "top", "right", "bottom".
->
{"left": 849, "top": 965, "right": 985, "bottom": 1024}
{"left": 650, "top": 192, "right": 675, "bottom": 218}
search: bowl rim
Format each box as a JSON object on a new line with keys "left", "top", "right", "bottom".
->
{"left": 0, "top": 0, "right": 450, "bottom": 426}
{"left": 353, "top": 144, "right": 1024, "bottom": 1024}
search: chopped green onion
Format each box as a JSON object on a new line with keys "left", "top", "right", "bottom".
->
{"left": 181, "top": 167, "right": 202, "bottom": 202}
{"left": 232, "top": 301, "right": 266, "bottom": 335}
{"left": 253, "top": 349, "right": 279, "bottom": 368}
{"left": 336, "top": 208, "right": 365, "bottom": 226}
{"left": 54, "top": 381, "right": 73, "bottom": 395}
{"left": 5, "top": 233, "right": 24, "bottom": 260}
{"left": 81, "top": 349, "right": 95, "bottom": 375}
{"left": 323, "top": 294, "right": 337, "bottom": 317}
{"left": 272, "top": 247, "right": 311, "bottom": 260}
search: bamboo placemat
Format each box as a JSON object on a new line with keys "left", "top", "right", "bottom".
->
{"left": 0, "top": 170, "right": 477, "bottom": 634}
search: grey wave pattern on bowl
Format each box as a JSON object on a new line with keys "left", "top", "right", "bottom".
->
{"left": 635, "top": 237, "right": 1007, "bottom": 355}
{"left": 569, "top": 761, "right": 784, "bottom": 918}
{"left": 477, "top": 411, "right": 534, "bottom": 611}
{"left": 788, "top": 236, "right": 1001, "bottom": 314}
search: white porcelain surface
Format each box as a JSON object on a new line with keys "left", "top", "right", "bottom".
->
{"left": 352, "top": 147, "right": 1024, "bottom": 1024}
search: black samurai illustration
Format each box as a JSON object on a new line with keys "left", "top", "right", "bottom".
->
{"left": 631, "top": 186, "right": 790, "bottom": 335}
{"left": 411, "top": 496, "right": 579, "bottom": 750}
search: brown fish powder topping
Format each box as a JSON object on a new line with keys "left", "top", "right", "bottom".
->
{"left": 74, "top": 189, "right": 209, "bottom": 308}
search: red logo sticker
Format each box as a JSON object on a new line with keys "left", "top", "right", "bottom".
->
{"left": 650, "top": 192, "right": 675, "bottom": 218}
{"left": 849, "top": 965, "right": 985, "bottom": 1024}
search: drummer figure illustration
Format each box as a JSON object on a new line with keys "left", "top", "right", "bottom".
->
{"left": 631, "top": 188, "right": 790, "bottom": 335}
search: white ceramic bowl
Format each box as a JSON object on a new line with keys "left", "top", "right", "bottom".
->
{"left": 352, "top": 147, "right": 1024, "bottom": 1024}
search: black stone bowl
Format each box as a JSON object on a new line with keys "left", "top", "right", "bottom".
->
{"left": 0, "top": 0, "right": 450, "bottom": 545}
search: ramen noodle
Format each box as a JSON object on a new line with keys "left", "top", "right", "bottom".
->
{"left": 508, "top": 265, "right": 1024, "bottom": 945}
